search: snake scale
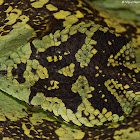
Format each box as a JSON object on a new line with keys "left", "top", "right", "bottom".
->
{"left": 0, "top": 0, "right": 140, "bottom": 139}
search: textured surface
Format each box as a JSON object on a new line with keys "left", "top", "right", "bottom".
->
{"left": 0, "top": 90, "right": 140, "bottom": 140}
{"left": 0, "top": 0, "right": 140, "bottom": 139}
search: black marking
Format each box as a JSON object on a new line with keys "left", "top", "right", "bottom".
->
{"left": 0, "top": 70, "right": 7, "bottom": 75}
{"left": 29, "top": 32, "right": 87, "bottom": 113}
{"left": 12, "top": 63, "right": 26, "bottom": 83}
{"left": 25, "top": 124, "right": 32, "bottom": 129}
{"left": 28, "top": 29, "right": 139, "bottom": 118}
{"left": 85, "top": 68, "right": 125, "bottom": 116}
{"left": 91, "top": 30, "right": 129, "bottom": 66}
{"left": 83, "top": 54, "right": 139, "bottom": 116}
{"left": 31, "top": 68, "right": 37, "bottom": 75}
{"left": 30, "top": 42, "right": 38, "bottom": 60}
{"left": 120, "top": 23, "right": 137, "bottom": 41}
{"left": 30, "top": 130, "right": 36, "bottom": 136}
{"left": 0, "top": 114, "right": 60, "bottom": 139}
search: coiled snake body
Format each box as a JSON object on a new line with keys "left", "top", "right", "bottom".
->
{"left": 0, "top": 0, "right": 140, "bottom": 139}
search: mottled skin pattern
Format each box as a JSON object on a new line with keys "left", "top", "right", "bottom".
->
{"left": 0, "top": 0, "right": 140, "bottom": 139}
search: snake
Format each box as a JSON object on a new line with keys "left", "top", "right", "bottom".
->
{"left": 0, "top": 0, "right": 140, "bottom": 139}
